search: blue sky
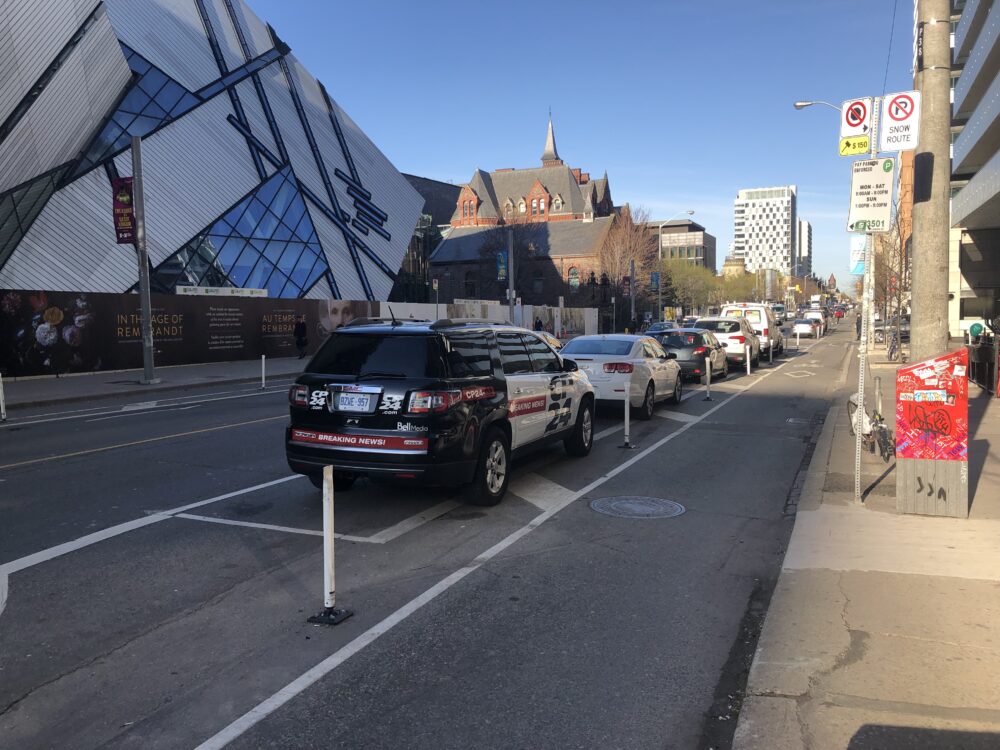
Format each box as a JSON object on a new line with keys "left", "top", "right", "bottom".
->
{"left": 249, "top": 0, "right": 915, "bottom": 284}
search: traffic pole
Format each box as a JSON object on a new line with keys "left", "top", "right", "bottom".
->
{"left": 769, "top": 341, "right": 773, "bottom": 364}
{"left": 746, "top": 345, "right": 752, "bottom": 375}
{"left": 797, "top": 330, "right": 800, "bottom": 349}
{"left": 0, "top": 373, "right": 6, "bottom": 422}
{"left": 260, "top": 354, "right": 266, "bottom": 390}
{"left": 703, "top": 356, "right": 713, "bottom": 401}
{"left": 308, "top": 465, "right": 353, "bottom": 626}
{"left": 620, "top": 373, "right": 637, "bottom": 450}
{"left": 131, "top": 136, "right": 160, "bottom": 385}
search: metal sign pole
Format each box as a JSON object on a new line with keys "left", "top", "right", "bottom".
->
{"left": 308, "top": 465, "right": 353, "bottom": 625}
{"left": 507, "top": 228, "right": 515, "bottom": 324}
{"left": 0, "top": 374, "right": 6, "bottom": 423}
{"left": 854, "top": 104, "right": 880, "bottom": 504}
{"left": 131, "top": 136, "right": 159, "bottom": 385}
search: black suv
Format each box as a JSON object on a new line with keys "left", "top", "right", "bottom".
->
{"left": 285, "top": 319, "right": 596, "bottom": 505}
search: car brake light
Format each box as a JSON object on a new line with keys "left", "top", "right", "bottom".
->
{"left": 603, "top": 362, "right": 634, "bottom": 374}
{"left": 289, "top": 385, "right": 309, "bottom": 406}
{"left": 734, "top": 336, "right": 746, "bottom": 344}
{"left": 692, "top": 346, "right": 707, "bottom": 356}
{"left": 407, "top": 390, "right": 462, "bottom": 413}
{"left": 763, "top": 328, "right": 769, "bottom": 336}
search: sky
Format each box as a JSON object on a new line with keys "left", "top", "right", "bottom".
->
{"left": 248, "top": 0, "right": 916, "bottom": 285}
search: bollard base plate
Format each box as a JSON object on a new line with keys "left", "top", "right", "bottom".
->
{"left": 619, "top": 442, "right": 639, "bottom": 450}
{"left": 308, "top": 606, "right": 353, "bottom": 626}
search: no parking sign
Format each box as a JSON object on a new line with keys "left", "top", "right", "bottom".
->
{"left": 880, "top": 91, "right": 920, "bottom": 151}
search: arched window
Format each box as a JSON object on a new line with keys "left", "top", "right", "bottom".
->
{"left": 468, "top": 201, "right": 475, "bottom": 219}
{"left": 462, "top": 201, "right": 468, "bottom": 218}
{"left": 554, "top": 196, "right": 563, "bottom": 211}
{"left": 464, "top": 271, "right": 476, "bottom": 298}
{"left": 531, "top": 199, "right": 538, "bottom": 215}
{"left": 532, "top": 270, "right": 543, "bottom": 294}
{"left": 539, "top": 198, "right": 545, "bottom": 214}
{"left": 568, "top": 266, "right": 580, "bottom": 291}
{"left": 504, "top": 201, "right": 512, "bottom": 217}
{"left": 518, "top": 200, "right": 526, "bottom": 214}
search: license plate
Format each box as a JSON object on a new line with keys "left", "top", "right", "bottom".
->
{"left": 336, "top": 393, "right": 371, "bottom": 412}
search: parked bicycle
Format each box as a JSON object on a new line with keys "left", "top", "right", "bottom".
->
{"left": 847, "top": 392, "right": 895, "bottom": 463}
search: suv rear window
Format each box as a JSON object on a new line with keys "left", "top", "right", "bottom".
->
{"left": 662, "top": 333, "right": 699, "bottom": 347}
{"left": 307, "top": 333, "right": 446, "bottom": 378}
{"left": 697, "top": 320, "right": 740, "bottom": 333}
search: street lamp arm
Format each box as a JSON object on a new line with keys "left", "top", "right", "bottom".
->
{"left": 793, "top": 100, "right": 840, "bottom": 112}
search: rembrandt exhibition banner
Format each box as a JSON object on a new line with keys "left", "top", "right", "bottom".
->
{"left": 0, "top": 290, "right": 381, "bottom": 377}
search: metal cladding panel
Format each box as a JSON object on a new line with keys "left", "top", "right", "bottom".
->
{"left": 327, "top": 93, "right": 424, "bottom": 277}
{"left": 0, "top": 169, "right": 136, "bottom": 292}
{"left": 952, "top": 65, "right": 1000, "bottom": 174}
{"left": 103, "top": 0, "right": 218, "bottom": 92}
{"left": 952, "top": 145, "right": 1000, "bottom": 229}
{"left": 0, "top": 0, "right": 88, "bottom": 123}
{"left": 953, "top": 0, "right": 1000, "bottom": 118}
{"left": 0, "top": 8, "right": 129, "bottom": 193}
{"left": 234, "top": 78, "right": 280, "bottom": 163}
{"left": 257, "top": 63, "right": 325, "bottom": 200}
{"left": 309, "top": 206, "right": 366, "bottom": 300}
{"left": 203, "top": 0, "right": 245, "bottom": 70}
{"left": 303, "top": 276, "right": 333, "bottom": 299}
{"left": 226, "top": 0, "right": 273, "bottom": 58}
{"left": 132, "top": 95, "right": 261, "bottom": 265}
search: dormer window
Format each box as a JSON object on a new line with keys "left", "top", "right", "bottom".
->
{"left": 553, "top": 196, "right": 563, "bottom": 211}
{"left": 539, "top": 198, "right": 545, "bottom": 214}
{"left": 462, "top": 201, "right": 468, "bottom": 218}
{"left": 531, "top": 199, "right": 538, "bottom": 216}
{"left": 518, "top": 200, "right": 526, "bottom": 214}
{"left": 504, "top": 201, "right": 513, "bottom": 217}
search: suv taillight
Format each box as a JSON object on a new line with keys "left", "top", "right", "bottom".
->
{"left": 763, "top": 327, "right": 769, "bottom": 336}
{"left": 692, "top": 346, "right": 707, "bottom": 356}
{"left": 289, "top": 385, "right": 309, "bottom": 406}
{"left": 408, "top": 390, "right": 462, "bottom": 413}
{"left": 734, "top": 335, "right": 746, "bottom": 344}
{"left": 603, "top": 363, "right": 634, "bottom": 374}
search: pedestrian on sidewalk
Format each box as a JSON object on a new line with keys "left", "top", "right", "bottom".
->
{"left": 534, "top": 317, "right": 544, "bottom": 331}
{"left": 855, "top": 313, "right": 862, "bottom": 341}
{"left": 294, "top": 315, "right": 308, "bottom": 359}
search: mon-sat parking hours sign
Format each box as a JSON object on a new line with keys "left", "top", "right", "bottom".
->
{"left": 839, "top": 98, "right": 872, "bottom": 157}
{"left": 880, "top": 90, "right": 920, "bottom": 151}
{"left": 847, "top": 158, "right": 895, "bottom": 233}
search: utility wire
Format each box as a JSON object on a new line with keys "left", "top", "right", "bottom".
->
{"left": 881, "top": 0, "right": 900, "bottom": 95}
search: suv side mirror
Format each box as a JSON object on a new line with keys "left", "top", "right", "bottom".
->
{"left": 561, "top": 357, "right": 578, "bottom": 372}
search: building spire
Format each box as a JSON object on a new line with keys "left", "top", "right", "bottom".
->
{"left": 541, "top": 115, "right": 561, "bottom": 165}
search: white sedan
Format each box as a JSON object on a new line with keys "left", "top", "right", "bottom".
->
{"left": 559, "top": 334, "right": 683, "bottom": 419}
{"left": 804, "top": 311, "right": 826, "bottom": 336}
{"left": 792, "top": 318, "right": 820, "bottom": 338}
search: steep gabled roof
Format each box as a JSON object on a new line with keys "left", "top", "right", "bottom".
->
{"left": 430, "top": 216, "right": 615, "bottom": 263}
{"left": 402, "top": 174, "right": 461, "bottom": 226}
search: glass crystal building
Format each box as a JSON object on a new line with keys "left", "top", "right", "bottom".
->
{"left": 0, "top": 0, "right": 422, "bottom": 299}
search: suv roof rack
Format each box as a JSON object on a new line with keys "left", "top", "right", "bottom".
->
{"left": 429, "top": 318, "right": 514, "bottom": 329}
{"left": 342, "top": 317, "right": 431, "bottom": 328}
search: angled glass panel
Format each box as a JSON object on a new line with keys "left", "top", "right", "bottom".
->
{"left": 124, "top": 48, "right": 150, "bottom": 75}
{"left": 137, "top": 68, "right": 168, "bottom": 96}
{"left": 253, "top": 209, "right": 279, "bottom": 238}
{"left": 269, "top": 178, "right": 297, "bottom": 217}
{"left": 173, "top": 93, "right": 201, "bottom": 115}
{"left": 263, "top": 240, "right": 287, "bottom": 265}
{"left": 264, "top": 269, "right": 290, "bottom": 298}
{"left": 279, "top": 276, "right": 303, "bottom": 298}
{"left": 246, "top": 257, "right": 275, "bottom": 291}
{"left": 302, "top": 258, "right": 327, "bottom": 292}
{"left": 276, "top": 242, "right": 306, "bottom": 274}
{"left": 215, "top": 236, "right": 248, "bottom": 273}
{"left": 253, "top": 173, "right": 283, "bottom": 207}
{"left": 280, "top": 198, "right": 305, "bottom": 235}
{"left": 271, "top": 222, "right": 292, "bottom": 242}
{"left": 118, "top": 87, "right": 151, "bottom": 114}
{"left": 228, "top": 246, "right": 259, "bottom": 287}
{"left": 289, "top": 248, "right": 320, "bottom": 287}
{"left": 153, "top": 84, "right": 185, "bottom": 115}
{"left": 234, "top": 199, "right": 268, "bottom": 237}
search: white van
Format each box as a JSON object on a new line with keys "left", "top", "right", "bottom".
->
{"left": 720, "top": 303, "right": 784, "bottom": 356}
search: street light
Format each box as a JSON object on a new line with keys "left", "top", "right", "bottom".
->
{"left": 793, "top": 100, "right": 840, "bottom": 112}
{"left": 657, "top": 210, "right": 695, "bottom": 321}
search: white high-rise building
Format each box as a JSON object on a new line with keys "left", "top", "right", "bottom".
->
{"left": 732, "top": 185, "right": 797, "bottom": 274}
{"left": 796, "top": 218, "right": 813, "bottom": 277}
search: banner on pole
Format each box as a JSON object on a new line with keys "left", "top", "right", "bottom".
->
{"left": 112, "top": 177, "right": 135, "bottom": 244}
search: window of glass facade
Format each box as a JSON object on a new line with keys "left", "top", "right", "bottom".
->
{"left": 0, "top": 165, "right": 70, "bottom": 271}
{"left": 150, "top": 166, "right": 328, "bottom": 297}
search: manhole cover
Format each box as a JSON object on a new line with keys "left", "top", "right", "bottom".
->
{"left": 589, "top": 496, "right": 686, "bottom": 519}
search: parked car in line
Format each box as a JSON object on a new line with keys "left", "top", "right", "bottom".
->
{"left": 654, "top": 328, "right": 729, "bottom": 381}
{"left": 646, "top": 321, "right": 679, "bottom": 334}
{"left": 693, "top": 316, "right": 760, "bottom": 367}
{"left": 792, "top": 318, "right": 820, "bottom": 338}
{"left": 873, "top": 315, "right": 911, "bottom": 343}
{"left": 720, "top": 302, "right": 784, "bottom": 356}
{"left": 559, "top": 334, "right": 683, "bottom": 419}
{"left": 286, "top": 319, "right": 595, "bottom": 506}
{"left": 804, "top": 310, "right": 826, "bottom": 336}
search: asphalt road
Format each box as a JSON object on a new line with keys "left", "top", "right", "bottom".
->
{"left": 0, "top": 323, "right": 855, "bottom": 749}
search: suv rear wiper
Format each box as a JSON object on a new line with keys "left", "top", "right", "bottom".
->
{"left": 357, "top": 371, "right": 406, "bottom": 380}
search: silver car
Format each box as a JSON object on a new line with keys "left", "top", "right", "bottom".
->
{"left": 693, "top": 317, "right": 761, "bottom": 368}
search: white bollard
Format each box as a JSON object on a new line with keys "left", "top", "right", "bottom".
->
{"left": 0, "top": 373, "right": 6, "bottom": 422}
{"left": 796, "top": 330, "right": 800, "bottom": 349}
{"left": 769, "top": 341, "right": 773, "bottom": 364}
{"left": 703, "top": 356, "right": 713, "bottom": 401}
{"left": 621, "top": 373, "right": 636, "bottom": 449}
{"left": 260, "top": 354, "right": 266, "bottom": 390}
{"left": 307, "top": 465, "right": 352, "bottom": 625}
{"left": 746, "top": 345, "right": 752, "bottom": 375}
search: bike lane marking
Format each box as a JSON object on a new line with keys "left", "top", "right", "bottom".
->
{"left": 194, "top": 357, "right": 792, "bottom": 750}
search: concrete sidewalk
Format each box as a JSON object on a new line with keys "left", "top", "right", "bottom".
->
{"left": 1, "top": 356, "right": 304, "bottom": 410}
{"left": 734, "top": 349, "right": 1000, "bottom": 749}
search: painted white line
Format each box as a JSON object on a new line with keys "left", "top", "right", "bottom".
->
{"left": 86, "top": 405, "right": 199, "bottom": 422}
{"left": 509, "top": 473, "right": 577, "bottom": 512}
{"left": 594, "top": 424, "right": 620, "bottom": 441}
{"left": 195, "top": 356, "right": 790, "bottom": 750}
{"left": 1, "top": 386, "right": 291, "bottom": 429}
{"left": 122, "top": 401, "right": 158, "bottom": 412}
{"left": 366, "top": 500, "right": 462, "bottom": 544}
{"left": 175, "top": 513, "right": 324, "bottom": 538}
{"left": 0, "top": 572, "right": 7, "bottom": 618}
{"left": 655, "top": 411, "right": 701, "bottom": 423}
{"left": 0, "top": 475, "right": 304, "bottom": 576}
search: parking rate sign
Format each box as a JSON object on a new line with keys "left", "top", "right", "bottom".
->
{"left": 847, "top": 158, "right": 895, "bottom": 233}
{"left": 880, "top": 91, "right": 920, "bottom": 151}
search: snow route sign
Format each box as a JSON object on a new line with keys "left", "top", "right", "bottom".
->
{"left": 879, "top": 90, "right": 920, "bottom": 152}
{"left": 847, "top": 157, "right": 895, "bottom": 233}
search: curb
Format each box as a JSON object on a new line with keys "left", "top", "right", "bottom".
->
{"left": 3, "top": 372, "right": 299, "bottom": 411}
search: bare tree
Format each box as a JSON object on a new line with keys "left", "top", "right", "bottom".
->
{"left": 598, "top": 204, "right": 656, "bottom": 289}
